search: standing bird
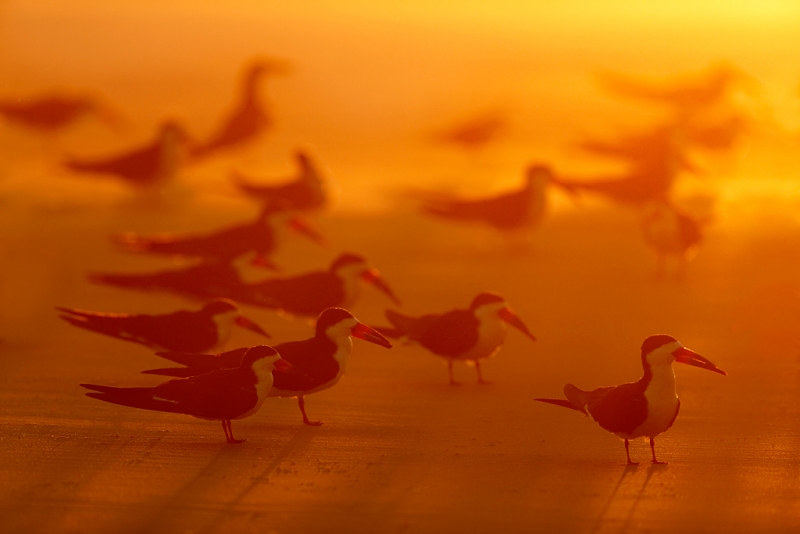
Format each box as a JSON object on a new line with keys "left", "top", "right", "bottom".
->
{"left": 234, "top": 253, "right": 401, "bottom": 318}
{"left": 63, "top": 120, "right": 190, "bottom": 188}
{"left": 57, "top": 298, "right": 269, "bottom": 353}
{"left": 535, "top": 335, "right": 726, "bottom": 464}
{"left": 191, "top": 59, "right": 289, "bottom": 160}
{"left": 232, "top": 150, "right": 328, "bottom": 212}
{"left": 418, "top": 165, "right": 553, "bottom": 232}
{"left": 114, "top": 204, "right": 324, "bottom": 269}
{"left": 376, "top": 292, "right": 536, "bottom": 385}
{"left": 640, "top": 202, "right": 704, "bottom": 279}
{"left": 81, "top": 346, "right": 304, "bottom": 443}
{"left": 143, "top": 308, "right": 393, "bottom": 426}
{"left": 0, "top": 93, "right": 121, "bottom": 134}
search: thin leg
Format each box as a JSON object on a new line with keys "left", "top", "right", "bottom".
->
{"left": 298, "top": 396, "right": 322, "bottom": 426}
{"left": 475, "top": 360, "right": 491, "bottom": 385}
{"left": 225, "top": 420, "right": 246, "bottom": 444}
{"left": 448, "top": 360, "right": 460, "bottom": 386}
{"left": 625, "top": 439, "right": 639, "bottom": 465}
{"left": 222, "top": 420, "right": 230, "bottom": 442}
{"left": 650, "top": 437, "right": 667, "bottom": 464}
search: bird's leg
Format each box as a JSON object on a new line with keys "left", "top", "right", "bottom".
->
{"left": 625, "top": 439, "right": 639, "bottom": 465}
{"left": 298, "top": 396, "right": 322, "bottom": 426}
{"left": 448, "top": 360, "right": 460, "bottom": 386}
{"left": 225, "top": 420, "right": 246, "bottom": 444}
{"left": 650, "top": 437, "right": 668, "bottom": 465}
{"left": 222, "top": 420, "right": 231, "bottom": 442}
{"left": 475, "top": 360, "right": 492, "bottom": 385}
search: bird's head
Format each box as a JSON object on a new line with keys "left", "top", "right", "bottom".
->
{"left": 525, "top": 164, "right": 554, "bottom": 186}
{"left": 641, "top": 335, "right": 726, "bottom": 375}
{"left": 330, "top": 253, "right": 401, "bottom": 305}
{"left": 239, "top": 345, "right": 304, "bottom": 383}
{"left": 470, "top": 292, "right": 536, "bottom": 342}
{"left": 316, "top": 307, "right": 392, "bottom": 349}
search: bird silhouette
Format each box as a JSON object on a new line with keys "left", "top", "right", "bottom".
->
{"left": 0, "top": 93, "right": 121, "bottom": 134}
{"left": 232, "top": 151, "right": 328, "bottom": 212}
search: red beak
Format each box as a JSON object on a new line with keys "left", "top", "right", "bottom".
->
{"left": 289, "top": 217, "right": 326, "bottom": 246}
{"left": 673, "top": 347, "right": 727, "bottom": 375}
{"left": 351, "top": 322, "right": 393, "bottom": 348}
{"left": 361, "top": 268, "right": 401, "bottom": 305}
{"left": 251, "top": 254, "right": 281, "bottom": 271}
{"left": 498, "top": 307, "right": 536, "bottom": 342}
{"left": 235, "top": 315, "right": 271, "bottom": 338}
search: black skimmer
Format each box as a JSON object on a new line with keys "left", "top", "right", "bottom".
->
{"left": 418, "top": 165, "right": 553, "bottom": 232}
{"left": 234, "top": 253, "right": 400, "bottom": 318}
{"left": 81, "top": 346, "right": 305, "bottom": 443}
{"left": 0, "top": 93, "right": 122, "bottom": 134}
{"left": 431, "top": 110, "right": 509, "bottom": 152}
{"left": 535, "top": 335, "right": 726, "bottom": 464}
{"left": 376, "top": 292, "right": 536, "bottom": 385}
{"left": 114, "top": 204, "right": 324, "bottom": 269}
{"left": 191, "top": 59, "right": 289, "bottom": 160}
{"left": 143, "top": 308, "right": 393, "bottom": 425}
{"left": 63, "top": 120, "right": 190, "bottom": 188}
{"left": 57, "top": 298, "right": 269, "bottom": 353}
{"left": 232, "top": 150, "right": 327, "bottom": 212}
{"left": 640, "top": 202, "right": 703, "bottom": 279}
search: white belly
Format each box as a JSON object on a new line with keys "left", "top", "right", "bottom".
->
{"left": 458, "top": 320, "right": 507, "bottom": 361}
{"left": 627, "top": 372, "right": 680, "bottom": 439}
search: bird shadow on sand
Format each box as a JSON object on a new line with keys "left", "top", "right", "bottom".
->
{"left": 131, "top": 424, "right": 318, "bottom": 534}
{"left": 590, "top": 462, "right": 668, "bottom": 534}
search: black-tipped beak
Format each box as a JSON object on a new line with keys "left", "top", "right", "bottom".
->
{"left": 273, "top": 358, "right": 308, "bottom": 379}
{"left": 361, "top": 268, "right": 401, "bottom": 305}
{"left": 673, "top": 347, "right": 726, "bottom": 375}
{"left": 498, "top": 307, "right": 536, "bottom": 342}
{"left": 251, "top": 254, "right": 281, "bottom": 271}
{"left": 289, "top": 217, "right": 326, "bottom": 246}
{"left": 351, "top": 322, "right": 393, "bottom": 348}
{"left": 235, "top": 315, "right": 271, "bottom": 338}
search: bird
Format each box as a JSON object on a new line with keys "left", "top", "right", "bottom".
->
{"left": 0, "top": 93, "right": 121, "bottom": 134}
{"left": 376, "top": 292, "right": 536, "bottom": 385}
{"left": 534, "top": 334, "right": 726, "bottom": 465}
{"left": 142, "top": 308, "right": 393, "bottom": 426}
{"left": 114, "top": 204, "right": 324, "bottom": 269}
{"left": 417, "top": 165, "right": 553, "bottom": 232}
{"left": 431, "top": 110, "right": 509, "bottom": 152}
{"left": 57, "top": 298, "right": 269, "bottom": 353}
{"left": 63, "top": 120, "right": 191, "bottom": 188}
{"left": 232, "top": 150, "right": 328, "bottom": 212}
{"left": 640, "top": 202, "right": 704, "bottom": 279}
{"left": 191, "top": 58, "right": 289, "bottom": 160}
{"left": 232, "top": 253, "right": 401, "bottom": 318}
{"left": 81, "top": 345, "right": 305, "bottom": 443}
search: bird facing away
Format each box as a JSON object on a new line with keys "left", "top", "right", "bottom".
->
{"left": 81, "top": 346, "right": 304, "bottom": 443}
{"left": 233, "top": 150, "right": 328, "bottom": 212}
{"left": 0, "top": 93, "right": 121, "bottom": 133}
{"left": 419, "top": 165, "right": 554, "bottom": 232}
{"left": 114, "top": 204, "right": 324, "bottom": 269}
{"left": 535, "top": 335, "right": 726, "bottom": 464}
{"left": 377, "top": 292, "right": 536, "bottom": 385}
{"left": 640, "top": 202, "right": 704, "bottom": 280}
{"left": 57, "top": 298, "right": 269, "bottom": 353}
{"left": 144, "top": 308, "right": 393, "bottom": 426}
{"left": 232, "top": 253, "right": 401, "bottom": 318}
{"left": 191, "top": 59, "right": 289, "bottom": 160}
{"left": 63, "top": 120, "right": 191, "bottom": 188}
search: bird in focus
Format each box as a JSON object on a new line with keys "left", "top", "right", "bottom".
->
{"left": 58, "top": 298, "right": 269, "bottom": 353}
{"left": 376, "top": 292, "right": 536, "bottom": 385}
{"left": 81, "top": 346, "right": 304, "bottom": 443}
{"left": 535, "top": 334, "right": 726, "bottom": 464}
{"left": 144, "top": 307, "right": 393, "bottom": 426}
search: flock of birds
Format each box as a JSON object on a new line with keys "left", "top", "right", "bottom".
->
{"left": 2, "top": 59, "right": 750, "bottom": 463}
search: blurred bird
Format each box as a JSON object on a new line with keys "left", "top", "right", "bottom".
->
{"left": 640, "top": 202, "right": 704, "bottom": 280}
{"left": 115, "top": 204, "right": 324, "bottom": 269}
{"left": 376, "top": 292, "right": 536, "bottom": 385}
{"left": 417, "top": 165, "right": 554, "bottom": 232}
{"left": 535, "top": 335, "right": 726, "bottom": 464}
{"left": 63, "top": 120, "right": 190, "bottom": 188}
{"left": 0, "top": 93, "right": 122, "bottom": 134}
{"left": 431, "top": 110, "right": 509, "bottom": 152}
{"left": 144, "top": 308, "right": 393, "bottom": 426}
{"left": 81, "top": 346, "right": 304, "bottom": 443}
{"left": 57, "top": 298, "right": 269, "bottom": 353}
{"left": 191, "top": 58, "right": 289, "bottom": 160}
{"left": 232, "top": 150, "right": 328, "bottom": 212}
{"left": 233, "top": 253, "right": 401, "bottom": 318}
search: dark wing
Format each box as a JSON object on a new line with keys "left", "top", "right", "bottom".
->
{"left": 422, "top": 187, "right": 531, "bottom": 230}
{"left": 677, "top": 213, "right": 702, "bottom": 249}
{"left": 64, "top": 141, "right": 161, "bottom": 183}
{"left": 586, "top": 381, "right": 648, "bottom": 435}
{"left": 145, "top": 347, "right": 248, "bottom": 377}
{"left": 414, "top": 310, "right": 480, "bottom": 357}
{"left": 271, "top": 337, "right": 339, "bottom": 391}
{"left": 237, "top": 271, "right": 344, "bottom": 315}
{"left": 153, "top": 368, "right": 259, "bottom": 420}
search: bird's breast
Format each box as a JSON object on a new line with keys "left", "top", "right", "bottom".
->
{"left": 459, "top": 319, "right": 507, "bottom": 360}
